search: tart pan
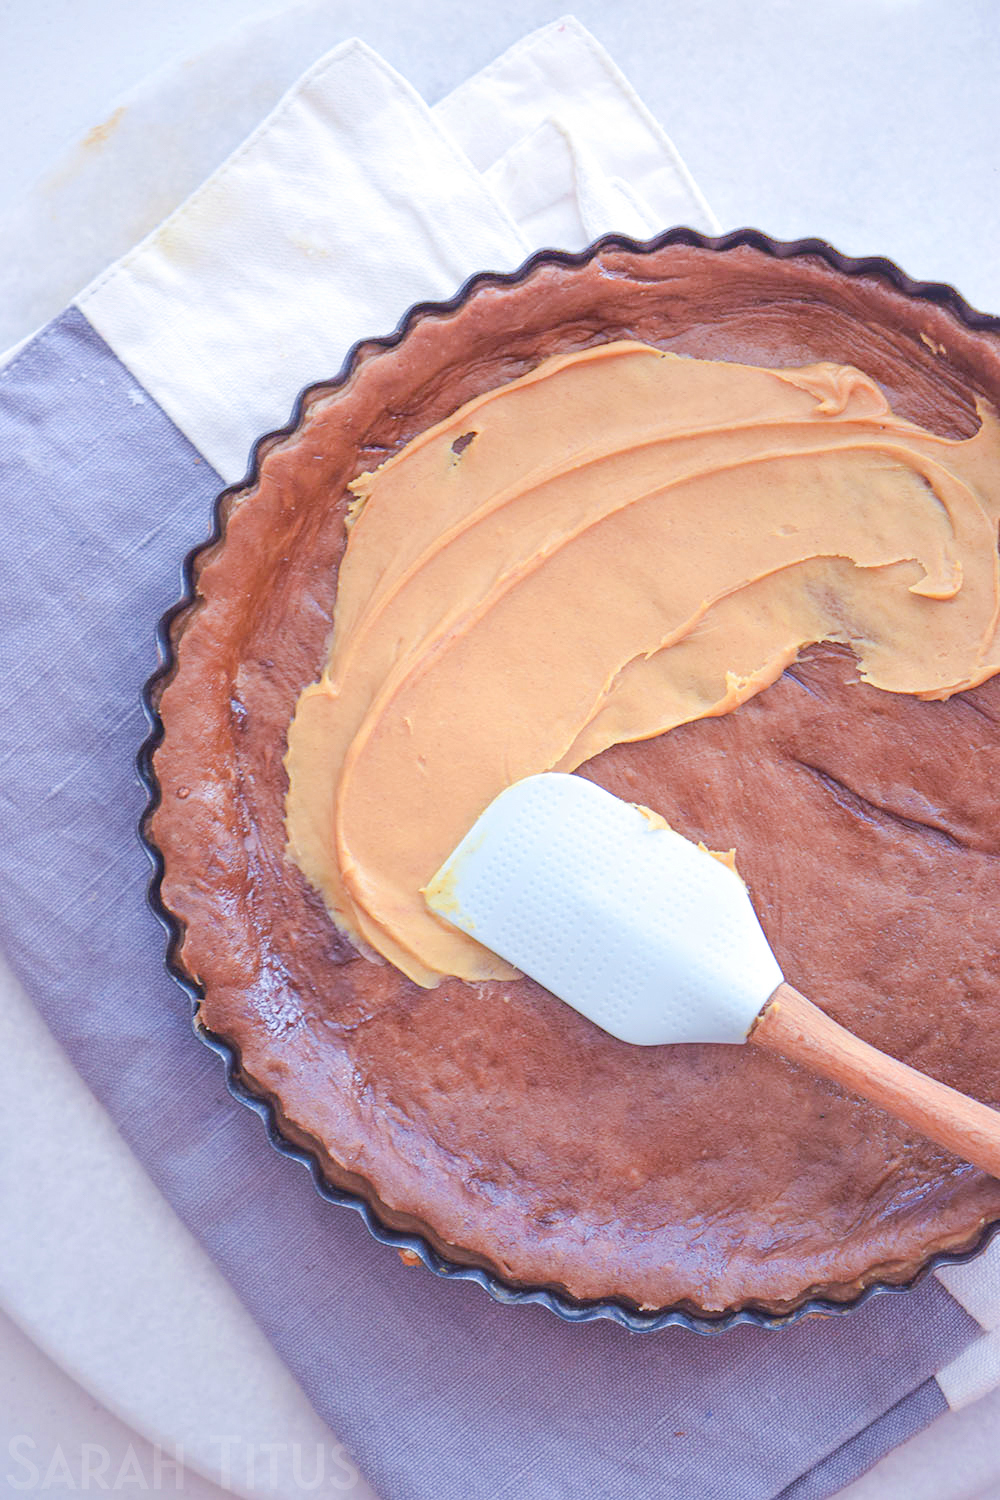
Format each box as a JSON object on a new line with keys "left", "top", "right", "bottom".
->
{"left": 138, "top": 226, "right": 1000, "bottom": 1333}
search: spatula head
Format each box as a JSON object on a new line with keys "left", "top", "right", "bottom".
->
{"left": 425, "top": 772, "right": 784, "bottom": 1046}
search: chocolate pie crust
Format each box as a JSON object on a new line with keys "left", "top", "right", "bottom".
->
{"left": 146, "top": 234, "right": 1000, "bottom": 1319}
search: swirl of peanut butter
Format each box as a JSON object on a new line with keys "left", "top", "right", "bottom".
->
{"left": 284, "top": 342, "right": 1000, "bottom": 987}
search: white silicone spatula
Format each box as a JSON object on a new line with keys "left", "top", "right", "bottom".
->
{"left": 425, "top": 772, "right": 1000, "bottom": 1178}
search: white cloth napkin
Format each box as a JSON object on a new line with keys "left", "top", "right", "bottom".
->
{"left": 74, "top": 21, "right": 714, "bottom": 482}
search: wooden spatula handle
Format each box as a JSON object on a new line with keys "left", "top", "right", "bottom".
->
{"left": 751, "top": 982, "right": 1000, "bottom": 1179}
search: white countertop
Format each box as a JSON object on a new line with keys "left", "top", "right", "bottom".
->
{"left": 6, "top": 0, "right": 1000, "bottom": 318}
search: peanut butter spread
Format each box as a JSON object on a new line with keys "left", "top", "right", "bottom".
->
{"left": 285, "top": 341, "right": 1000, "bottom": 987}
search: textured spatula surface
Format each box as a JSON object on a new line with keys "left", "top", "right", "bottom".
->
{"left": 426, "top": 772, "right": 784, "bottom": 1045}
